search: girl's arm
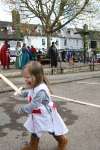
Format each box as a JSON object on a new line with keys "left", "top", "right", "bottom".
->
{"left": 18, "top": 90, "right": 49, "bottom": 114}
{"left": 12, "top": 89, "right": 29, "bottom": 101}
{"left": 21, "top": 89, "right": 29, "bottom": 97}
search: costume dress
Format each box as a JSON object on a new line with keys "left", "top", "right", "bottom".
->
{"left": 0, "top": 44, "right": 10, "bottom": 69}
{"left": 21, "top": 47, "right": 30, "bottom": 69}
{"left": 20, "top": 83, "right": 69, "bottom": 137}
{"left": 16, "top": 47, "right": 22, "bottom": 69}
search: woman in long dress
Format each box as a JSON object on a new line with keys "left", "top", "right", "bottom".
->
{"left": 15, "top": 41, "right": 22, "bottom": 69}
{"left": 21, "top": 43, "right": 30, "bottom": 69}
{"left": 0, "top": 40, "right": 10, "bottom": 69}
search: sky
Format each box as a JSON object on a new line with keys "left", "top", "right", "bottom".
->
{"left": 0, "top": 1, "right": 40, "bottom": 23}
{"left": 0, "top": 2, "right": 12, "bottom": 22}
{"left": 0, "top": 1, "right": 100, "bottom": 30}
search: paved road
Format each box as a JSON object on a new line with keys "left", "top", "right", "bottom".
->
{"left": 0, "top": 77, "right": 100, "bottom": 150}
{"left": 1, "top": 70, "right": 100, "bottom": 93}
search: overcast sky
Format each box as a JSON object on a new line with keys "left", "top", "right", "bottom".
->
{"left": 0, "top": 2, "right": 12, "bottom": 21}
{"left": 0, "top": 1, "right": 40, "bottom": 23}
{"left": 0, "top": 3, "right": 12, "bottom": 46}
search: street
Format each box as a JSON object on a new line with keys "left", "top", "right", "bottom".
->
{"left": 0, "top": 77, "right": 100, "bottom": 150}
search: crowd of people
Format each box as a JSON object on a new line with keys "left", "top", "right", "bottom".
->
{"left": 0, "top": 40, "right": 87, "bottom": 71}
{"left": 0, "top": 41, "right": 37, "bottom": 69}
{"left": 0, "top": 40, "right": 60, "bottom": 71}
{"left": 15, "top": 42, "right": 37, "bottom": 69}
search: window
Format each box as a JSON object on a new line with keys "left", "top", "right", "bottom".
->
{"left": 64, "top": 39, "right": 67, "bottom": 46}
{"left": 67, "top": 30, "right": 70, "bottom": 34}
{"left": 55, "top": 40, "right": 59, "bottom": 45}
{"left": 42, "top": 39, "right": 45, "bottom": 45}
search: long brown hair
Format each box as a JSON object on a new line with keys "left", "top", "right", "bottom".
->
{"left": 23, "top": 61, "right": 52, "bottom": 93}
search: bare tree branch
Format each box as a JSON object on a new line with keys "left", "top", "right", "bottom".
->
{"left": 3, "top": 0, "right": 99, "bottom": 35}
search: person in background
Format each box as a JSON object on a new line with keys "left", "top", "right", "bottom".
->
{"left": 48, "top": 42, "right": 58, "bottom": 74}
{"left": 31, "top": 45, "right": 37, "bottom": 61}
{"left": 21, "top": 43, "right": 30, "bottom": 69}
{"left": 14, "top": 61, "right": 68, "bottom": 150}
{"left": 0, "top": 40, "right": 10, "bottom": 69}
{"left": 15, "top": 41, "right": 22, "bottom": 69}
{"left": 27, "top": 46, "right": 33, "bottom": 61}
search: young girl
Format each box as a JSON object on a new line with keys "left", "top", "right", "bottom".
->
{"left": 15, "top": 61, "right": 69, "bottom": 150}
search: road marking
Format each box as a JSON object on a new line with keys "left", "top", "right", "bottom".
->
{"left": 77, "top": 81, "right": 100, "bottom": 85}
{"left": 51, "top": 94, "right": 100, "bottom": 108}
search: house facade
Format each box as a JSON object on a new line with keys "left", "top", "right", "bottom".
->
{"left": 0, "top": 21, "right": 100, "bottom": 53}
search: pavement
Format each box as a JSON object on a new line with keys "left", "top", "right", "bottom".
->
{"left": 0, "top": 63, "right": 100, "bottom": 150}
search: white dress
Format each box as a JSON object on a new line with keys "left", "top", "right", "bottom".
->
{"left": 23, "top": 83, "right": 69, "bottom": 137}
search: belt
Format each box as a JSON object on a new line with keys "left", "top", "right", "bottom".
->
{"left": 32, "top": 109, "right": 42, "bottom": 114}
{"left": 32, "top": 102, "right": 57, "bottom": 114}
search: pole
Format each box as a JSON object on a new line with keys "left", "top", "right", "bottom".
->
{"left": 0, "top": 73, "right": 23, "bottom": 95}
{"left": 51, "top": 94, "right": 100, "bottom": 108}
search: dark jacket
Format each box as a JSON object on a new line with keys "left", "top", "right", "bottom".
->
{"left": 48, "top": 45, "right": 58, "bottom": 67}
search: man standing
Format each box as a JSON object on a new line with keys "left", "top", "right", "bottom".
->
{"left": 48, "top": 42, "right": 58, "bottom": 74}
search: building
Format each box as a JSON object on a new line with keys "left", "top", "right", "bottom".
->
{"left": 0, "top": 21, "right": 100, "bottom": 53}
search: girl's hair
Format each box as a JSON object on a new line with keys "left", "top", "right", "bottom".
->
{"left": 24, "top": 61, "right": 52, "bottom": 93}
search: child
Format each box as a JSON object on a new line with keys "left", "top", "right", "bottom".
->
{"left": 15, "top": 61, "right": 69, "bottom": 150}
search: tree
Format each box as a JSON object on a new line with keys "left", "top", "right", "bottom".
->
{"left": 12, "top": 9, "right": 21, "bottom": 38}
{"left": 3, "top": 0, "right": 91, "bottom": 47}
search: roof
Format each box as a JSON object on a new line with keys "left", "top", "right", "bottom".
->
{"left": 0, "top": 21, "right": 11, "bottom": 28}
{"left": 0, "top": 31, "right": 23, "bottom": 41}
{"left": 0, "top": 21, "right": 100, "bottom": 40}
